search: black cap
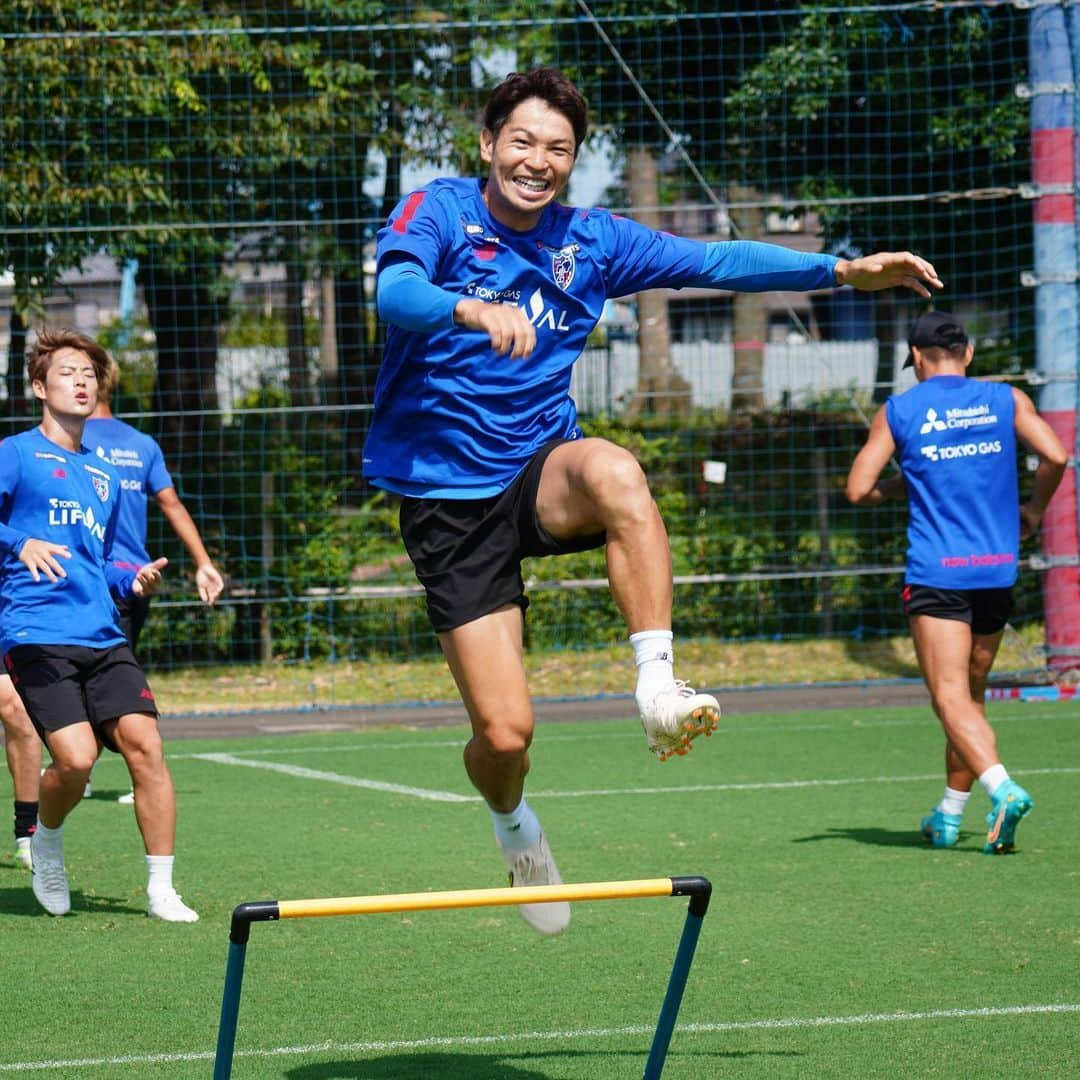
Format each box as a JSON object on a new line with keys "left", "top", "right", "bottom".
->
{"left": 904, "top": 311, "right": 968, "bottom": 368}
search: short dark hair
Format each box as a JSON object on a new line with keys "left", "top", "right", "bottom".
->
{"left": 27, "top": 328, "right": 112, "bottom": 388}
{"left": 903, "top": 310, "right": 969, "bottom": 368}
{"left": 483, "top": 67, "right": 588, "bottom": 154}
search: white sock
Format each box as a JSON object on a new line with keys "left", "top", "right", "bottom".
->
{"left": 978, "top": 764, "right": 1010, "bottom": 799}
{"left": 937, "top": 787, "right": 971, "bottom": 817}
{"left": 146, "top": 854, "right": 176, "bottom": 896}
{"left": 631, "top": 629, "right": 675, "bottom": 712}
{"left": 34, "top": 821, "right": 63, "bottom": 852}
{"left": 489, "top": 799, "right": 542, "bottom": 855}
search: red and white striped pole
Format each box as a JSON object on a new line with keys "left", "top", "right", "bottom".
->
{"left": 1029, "top": 6, "right": 1080, "bottom": 675}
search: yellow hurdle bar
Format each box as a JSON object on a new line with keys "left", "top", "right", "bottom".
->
{"left": 276, "top": 877, "right": 676, "bottom": 919}
{"left": 215, "top": 875, "right": 712, "bottom": 1080}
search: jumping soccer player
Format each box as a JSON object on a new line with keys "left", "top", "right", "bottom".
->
{"left": 366, "top": 66, "right": 943, "bottom": 934}
{"left": 846, "top": 311, "right": 1066, "bottom": 853}
{"left": 0, "top": 328, "right": 198, "bottom": 920}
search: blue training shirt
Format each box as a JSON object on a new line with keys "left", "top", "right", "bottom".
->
{"left": 84, "top": 416, "right": 174, "bottom": 572}
{"left": 0, "top": 427, "right": 134, "bottom": 654}
{"left": 886, "top": 376, "right": 1019, "bottom": 588}
{"left": 364, "top": 177, "right": 839, "bottom": 498}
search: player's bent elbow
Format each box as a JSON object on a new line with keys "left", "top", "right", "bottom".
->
{"left": 1048, "top": 446, "right": 1070, "bottom": 471}
{"left": 845, "top": 480, "right": 869, "bottom": 505}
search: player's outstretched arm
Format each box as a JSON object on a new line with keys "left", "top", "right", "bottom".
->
{"left": 17, "top": 538, "right": 71, "bottom": 583}
{"left": 156, "top": 488, "right": 225, "bottom": 604}
{"left": 834, "top": 252, "right": 943, "bottom": 298}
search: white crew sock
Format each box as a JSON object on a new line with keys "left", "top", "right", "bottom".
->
{"left": 631, "top": 629, "right": 675, "bottom": 713}
{"left": 33, "top": 821, "right": 63, "bottom": 853}
{"left": 489, "top": 799, "right": 542, "bottom": 856}
{"left": 978, "top": 764, "right": 1010, "bottom": 799}
{"left": 937, "top": 786, "right": 971, "bottom": 817}
{"left": 146, "top": 854, "right": 176, "bottom": 896}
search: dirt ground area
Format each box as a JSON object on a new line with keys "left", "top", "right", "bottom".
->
{"left": 156, "top": 681, "right": 933, "bottom": 741}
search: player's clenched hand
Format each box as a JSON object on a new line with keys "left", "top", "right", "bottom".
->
{"left": 834, "top": 252, "right": 944, "bottom": 298}
{"left": 133, "top": 556, "right": 169, "bottom": 597}
{"left": 17, "top": 538, "right": 72, "bottom": 583}
{"left": 454, "top": 298, "right": 536, "bottom": 359}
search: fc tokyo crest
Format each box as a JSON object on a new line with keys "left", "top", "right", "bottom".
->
{"left": 552, "top": 248, "right": 576, "bottom": 291}
{"left": 87, "top": 469, "right": 110, "bottom": 502}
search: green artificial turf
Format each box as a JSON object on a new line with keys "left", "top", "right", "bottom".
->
{"left": 1, "top": 700, "right": 1077, "bottom": 1078}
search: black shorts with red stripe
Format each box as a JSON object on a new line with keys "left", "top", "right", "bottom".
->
{"left": 5, "top": 642, "right": 157, "bottom": 752}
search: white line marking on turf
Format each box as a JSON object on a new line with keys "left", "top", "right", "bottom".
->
{"left": 189, "top": 755, "right": 1080, "bottom": 802}
{"left": 1, "top": 1003, "right": 1075, "bottom": 1072}
{"left": 192, "top": 753, "right": 476, "bottom": 802}
{"left": 526, "top": 766, "right": 1080, "bottom": 800}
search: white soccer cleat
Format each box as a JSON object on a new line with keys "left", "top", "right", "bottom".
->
{"left": 501, "top": 833, "right": 570, "bottom": 936}
{"left": 148, "top": 889, "right": 199, "bottom": 923}
{"left": 83, "top": 781, "right": 92, "bottom": 799}
{"left": 30, "top": 833, "right": 70, "bottom": 916}
{"left": 640, "top": 681, "right": 720, "bottom": 762}
{"left": 14, "top": 836, "right": 32, "bottom": 871}
{"left": 117, "top": 792, "right": 135, "bottom": 805}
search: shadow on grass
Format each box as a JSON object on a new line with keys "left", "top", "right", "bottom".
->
{"left": 792, "top": 826, "right": 936, "bottom": 848}
{"left": 0, "top": 885, "right": 143, "bottom": 917}
{"left": 82, "top": 787, "right": 134, "bottom": 802}
{"left": 283, "top": 1047, "right": 798, "bottom": 1079}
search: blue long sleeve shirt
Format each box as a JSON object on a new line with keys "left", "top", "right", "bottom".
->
{"left": 365, "top": 177, "right": 839, "bottom": 497}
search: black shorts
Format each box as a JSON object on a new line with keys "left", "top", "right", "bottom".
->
{"left": 399, "top": 439, "right": 607, "bottom": 633}
{"left": 902, "top": 584, "right": 1013, "bottom": 635}
{"left": 4, "top": 643, "right": 158, "bottom": 753}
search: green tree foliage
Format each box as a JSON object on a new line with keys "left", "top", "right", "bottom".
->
{"left": 0, "top": 3, "right": 540, "bottom": 411}
{"left": 722, "top": 4, "right": 1029, "bottom": 298}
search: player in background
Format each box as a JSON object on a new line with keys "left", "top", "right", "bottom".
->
{"left": 83, "top": 356, "right": 225, "bottom": 802}
{"left": 366, "top": 66, "right": 943, "bottom": 934}
{"left": 6, "top": 354, "right": 225, "bottom": 852}
{"left": 1, "top": 673, "right": 40, "bottom": 869}
{"left": 846, "top": 311, "right": 1067, "bottom": 853}
{"left": 0, "top": 328, "right": 198, "bottom": 920}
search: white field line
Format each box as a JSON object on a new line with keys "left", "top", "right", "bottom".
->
{"left": 189, "top": 754, "right": 1080, "bottom": 802}
{"left": 1, "top": 1003, "right": 1076, "bottom": 1073}
{"left": 527, "top": 766, "right": 1080, "bottom": 800}
{"left": 191, "top": 753, "right": 474, "bottom": 802}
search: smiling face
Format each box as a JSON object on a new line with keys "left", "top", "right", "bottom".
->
{"left": 480, "top": 96, "right": 577, "bottom": 232}
{"left": 33, "top": 347, "right": 99, "bottom": 419}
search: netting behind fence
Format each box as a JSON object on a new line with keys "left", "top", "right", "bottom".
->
{"left": 1, "top": 3, "right": 1074, "bottom": 695}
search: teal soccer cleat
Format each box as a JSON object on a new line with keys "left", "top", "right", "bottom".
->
{"left": 920, "top": 809, "right": 961, "bottom": 848}
{"left": 983, "top": 780, "right": 1033, "bottom": 855}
